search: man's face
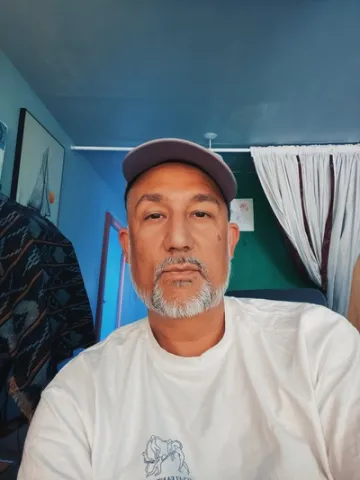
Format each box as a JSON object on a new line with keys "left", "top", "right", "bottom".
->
{"left": 120, "top": 162, "right": 239, "bottom": 318}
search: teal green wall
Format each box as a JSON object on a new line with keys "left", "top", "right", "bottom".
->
{"left": 0, "top": 51, "right": 126, "bottom": 314}
{"left": 226, "top": 153, "right": 312, "bottom": 291}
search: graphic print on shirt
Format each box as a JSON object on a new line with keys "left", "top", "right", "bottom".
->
{"left": 142, "top": 435, "right": 191, "bottom": 478}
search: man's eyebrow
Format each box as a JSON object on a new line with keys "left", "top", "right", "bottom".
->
{"left": 134, "top": 193, "right": 221, "bottom": 211}
{"left": 135, "top": 193, "right": 164, "bottom": 211}
{"left": 190, "top": 194, "right": 221, "bottom": 207}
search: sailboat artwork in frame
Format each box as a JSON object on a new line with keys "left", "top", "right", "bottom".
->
{"left": 11, "top": 109, "right": 65, "bottom": 226}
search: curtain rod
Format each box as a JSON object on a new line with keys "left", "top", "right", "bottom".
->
{"left": 71, "top": 145, "right": 251, "bottom": 153}
{"left": 71, "top": 143, "right": 360, "bottom": 154}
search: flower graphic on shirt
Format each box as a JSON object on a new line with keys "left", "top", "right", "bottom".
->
{"left": 142, "top": 435, "right": 190, "bottom": 477}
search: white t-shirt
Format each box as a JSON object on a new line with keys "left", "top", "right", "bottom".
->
{"left": 18, "top": 297, "right": 360, "bottom": 480}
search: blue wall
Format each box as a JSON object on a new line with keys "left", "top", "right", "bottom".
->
{"left": 0, "top": 51, "right": 126, "bottom": 313}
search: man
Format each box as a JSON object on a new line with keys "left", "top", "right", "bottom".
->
{"left": 18, "top": 139, "right": 360, "bottom": 479}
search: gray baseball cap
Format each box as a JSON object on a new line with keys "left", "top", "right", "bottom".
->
{"left": 122, "top": 138, "right": 237, "bottom": 204}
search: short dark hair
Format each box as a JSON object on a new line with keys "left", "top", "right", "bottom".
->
{"left": 123, "top": 166, "right": 231, "bottom": 221}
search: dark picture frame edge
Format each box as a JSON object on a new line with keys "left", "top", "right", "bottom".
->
{"left": 10, "top": 108, "right": 26, "bottom": 200}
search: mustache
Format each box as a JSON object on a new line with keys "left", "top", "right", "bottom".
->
{"left": 154, "top": 256, "right": 207, "bottom": 281}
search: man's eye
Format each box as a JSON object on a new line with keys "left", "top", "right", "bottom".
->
{"left": 144, "top": 213, "right": 163, "bottom": 220}
{"left": 193, "top": 211, "right": 210, "bottom": 218}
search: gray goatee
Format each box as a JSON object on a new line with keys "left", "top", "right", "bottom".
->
{"left": 131, "top": 255, "right": 231, "bottom": 319}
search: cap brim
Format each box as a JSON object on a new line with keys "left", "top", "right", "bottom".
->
{"left": 122, "top": 138, "right": 237, "bottom": 204}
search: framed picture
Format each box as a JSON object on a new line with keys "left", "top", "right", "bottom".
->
{"left": 11, "top": 109, "right": 65, "bottom": 226}
{"left": 230, "top": 198, "right": 255, "bottom": 231}
{"left": 0, "top": 120, "right": 8, "bottom": 183}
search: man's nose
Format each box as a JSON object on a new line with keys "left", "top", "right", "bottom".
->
{"left": 163, "top": 216, "right": 194, "bottom": 253}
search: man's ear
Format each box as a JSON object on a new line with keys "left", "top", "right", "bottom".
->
{"left": 119, "top": 228, "right": 130, "bottom": 264}
{"left": 228, "top": 223, "right": 240, "bottom": 259}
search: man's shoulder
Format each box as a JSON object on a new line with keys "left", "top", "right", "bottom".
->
{"left": 47, "top": 318, "right": 148, "bottom": 391}
{"left": 225, "top": 295, "right": 359, "bottom": 364}
{"left": 224, "top": 295, "right": 351, "bottom": 333}
{"left": 81, "top": 317, "right": 148, "bottom": 360}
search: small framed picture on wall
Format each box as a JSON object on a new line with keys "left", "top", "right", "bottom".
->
{"left": 11, "top": 108, "right": 65, "bottom": 226}
{"left": 230, "top": 198, "right": 255, "bottom": 232}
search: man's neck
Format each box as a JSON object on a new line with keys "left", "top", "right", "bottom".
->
{"left": 148, "top": 300, "right": 226, "bottom": 357}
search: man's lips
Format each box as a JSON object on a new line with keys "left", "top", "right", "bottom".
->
{"left": 162, "top": 265, "right": 200, "bottom": 274}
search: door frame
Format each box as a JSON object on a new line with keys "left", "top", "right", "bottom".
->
{"left": 95, "top": 212, "right": 126, "bottom": 341}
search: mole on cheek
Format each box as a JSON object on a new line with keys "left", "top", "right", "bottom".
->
{"left": 217, "top": 234, "right": 222, "bottom": 241}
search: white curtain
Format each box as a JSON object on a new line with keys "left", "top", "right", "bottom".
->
{"left": 250, "top": 145, "right": 360, "bottom": 316}
{"left": 328, "top": 152, "right": 360, "bottom": 314}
